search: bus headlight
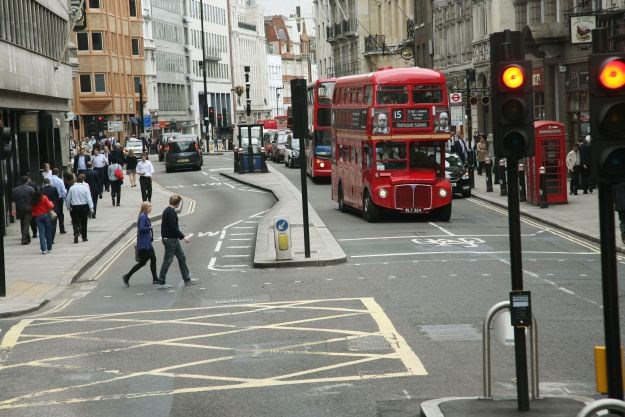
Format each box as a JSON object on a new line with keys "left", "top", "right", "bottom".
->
{"left": 378, "top": 188, "right": 388, "bottom": 199}
{"left": 439, "top": 188, "right": 449, "bottom": 198}
{"left": 319, "top": 162, "right": 325, "bottom": 168}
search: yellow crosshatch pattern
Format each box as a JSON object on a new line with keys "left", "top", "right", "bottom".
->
{"left": 0, "top": 298, "right": 426, "bottom": 410}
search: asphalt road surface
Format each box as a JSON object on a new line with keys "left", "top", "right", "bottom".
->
{"left": 0, "top": 154, "right": 622, "bottom": 416}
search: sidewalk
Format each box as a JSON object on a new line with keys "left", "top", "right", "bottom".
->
{"left": 0, "top": 180, "right": 172, "bottom": 317}
{"left": 469, "top": 172, "right": 624, "bottom": 253}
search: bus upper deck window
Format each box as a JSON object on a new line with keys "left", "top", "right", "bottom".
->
{"left": 413, "top": 86, "right": 443, "bottom": 103}
{"left": 377, "top": 86, "right": 408, "bottom": 105}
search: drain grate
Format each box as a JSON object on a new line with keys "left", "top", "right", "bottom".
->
{"left": 419, "top": 324, "right": 481, "bottom": 341}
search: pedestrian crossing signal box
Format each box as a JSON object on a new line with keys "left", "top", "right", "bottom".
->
{"left": 510, "top": 291, "right": 531, "bottom": 327}
{"left": 274, "top": 216, "right": 292, "bottom": 261}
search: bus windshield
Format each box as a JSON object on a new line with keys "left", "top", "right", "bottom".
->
{"left": 374, "top": 141, "right": 443, "bottom": 171}
{"left": 409, "top": 141, "right": 442, "bottom": 169}
{"left": 318, "top": 82, "right": 335, "bottom": 105}
{"left": 314, "top": 131, "right": 331, "bottom": 157}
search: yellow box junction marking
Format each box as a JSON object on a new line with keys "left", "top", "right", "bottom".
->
{"left": 0, "top": 298, "right": 426, "bottom": 410}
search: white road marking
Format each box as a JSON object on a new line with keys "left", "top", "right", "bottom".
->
{"left": 226, "top": 246, "right": 252, "bottom": 249}
{"left": 428, "top": 222, "right": 454, "bottom": 236}
{"left": 350, "top": 251, "right": 595, "bottom": 258}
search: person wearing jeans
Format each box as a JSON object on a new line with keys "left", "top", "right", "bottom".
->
{"left": 31, "top": 188, "right": 54, "bottom": 254}
{"left": 157, "top": 194, "right": 197, "bottom": 288}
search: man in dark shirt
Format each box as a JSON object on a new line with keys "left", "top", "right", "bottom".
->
{"left": 84, "top": 161, "right": 102, "bottom": 218}
{"left": 11, "top": 176, "right": 35, "bottom": 244}
{"left": 157, "top": 194, "right": 197, "bottom": 288}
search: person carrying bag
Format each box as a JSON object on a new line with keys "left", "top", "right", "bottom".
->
{"left": 123, "top": 202, "right": 158, "bottom": 287}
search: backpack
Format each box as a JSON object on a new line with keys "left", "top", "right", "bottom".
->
{"left": 114, "top": 165, "right": 124, "bottom": 181}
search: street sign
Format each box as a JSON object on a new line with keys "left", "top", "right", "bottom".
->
{"left": 450, "top": 105, "right": 464, "bottom": 126}
{"left": 108, "top": 121, "right": 123, "bottom": 132}
{"left": 450, "top": 92, "right": 463, "bottom": 105}
{"left": 143, "top": 115, "right": 152, "bottom": 129}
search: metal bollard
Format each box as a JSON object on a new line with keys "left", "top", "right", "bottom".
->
{"left": 518, "top": 162, "right": 527, "bottom": 202}
{"left": 539, "top": 166, "right": 548, "bottom": 208}
{"left": 499, "top": 158, "right": 507, "bottom": 197}
{"left": 485, "top": 158, "right": 493, "bottom": 192}
{"left": 238, "top": 148, "right": 245, "bottom": 174}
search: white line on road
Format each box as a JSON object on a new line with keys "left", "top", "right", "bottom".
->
{"left": 428, "top": 222, "right": 454, "bottom": 236}
{"left": 350, "top": 250, "right": 596, "bottom": 258}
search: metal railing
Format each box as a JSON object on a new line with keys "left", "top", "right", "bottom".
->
{"left": 576, "top": 399, "right": 625, "bottom": 417}
{"left": 482, "top": 301, "right": 540, "bottom": 400}
{"left": 329, "top": 60, "right": 361, "bottom": 78}
{"left": 365, "top": 35, "right": 385, "bottom": 53}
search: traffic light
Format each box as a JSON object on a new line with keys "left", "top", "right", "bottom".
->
{"left": 589, "top": 53, "right": 625, "bottom": 182}
{"left": 492, "top": 59, "right": 534, "bottom": 158}
{"left": 97, "top": 116, "right": 105, "bottom": 133}
{"left": 208, "top": 107, "right": 215, "bottom": 125}
{"left": 0, "top": 127, "right": 12, "bottom": 160}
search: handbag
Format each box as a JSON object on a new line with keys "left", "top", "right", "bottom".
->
{"left": 48, "top": 209, "right": 57, "bottom": 221}
{"left": 114, "top": 166, "right": 124, "bottom": 181}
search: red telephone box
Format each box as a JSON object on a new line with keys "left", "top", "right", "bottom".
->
{"left": 526, "top": 121, "right": 568, "bottom": 205}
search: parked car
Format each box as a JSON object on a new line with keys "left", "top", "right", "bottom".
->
{"left": 445, "top": 153, "right": 471, "bottom": 198}
{"left": 165, "top": 135, "right": 203, "bottom": 173}
{"left": 284, "top": 134, "right": 301, "bottom": 168}
{"left": 124, "top": 140, "right": 144, "bottom": 155}
{"left": 271, "top": 130, "right": 291, "bottom": 162}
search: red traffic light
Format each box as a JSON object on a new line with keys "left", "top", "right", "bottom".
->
{"left": 97, "top": 116, "right": 104, "bottom": 121}
{"left": 501, "top": 65, "right": 526, "bottom": 90}
{"left": 208, "top": 108, "right": 215, "bottom": 114}
{"left": 598, "top": 58, "right": 625, "bottom": 90}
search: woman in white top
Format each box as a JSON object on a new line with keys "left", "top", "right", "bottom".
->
{"left": 41, "top": 163, "right": 53, "bottom": 180}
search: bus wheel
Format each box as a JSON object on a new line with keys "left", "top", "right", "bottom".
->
{"left": 338, "top": 185, "right": 346, "bottom": 212}
{"left": 363, "top": 192, "right": 379, "bottom": 223}
{"left": 432, "top": 203, "right": 452, "bottom": 222}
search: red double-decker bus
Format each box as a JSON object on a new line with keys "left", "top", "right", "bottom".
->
{"left": 306, "top": 78, "right": 335, "bottom": 180}
{"left": 331, "top": 67, "right": 453, "bottom": 222}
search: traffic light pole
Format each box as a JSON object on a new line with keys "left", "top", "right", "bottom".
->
{"left": 466, "top": 69, "right": 474, "bottom": 188}
{"left": 506, "top": 159, "right": 530, "bottom": 411}
{"left": 599, "top": 184, "right": 624, "bottom": 400}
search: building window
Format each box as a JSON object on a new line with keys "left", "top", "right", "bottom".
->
{"left": 80, "top": 74, "right": 92, "bottom": 93}
{"left": 92, "top": 32, "right": 103, "bottom": 51}
{"left": 77, "top": 32, "right": 89, "bottom": 51}
{"left": 129, "top": 0, "right": 137, "bottom": 17}
{"left": 94, "top": 74, "right": 106, "bottom": 92}
{"left": 131, "top": 38, "right": 140, "bottom": 55}
{"left": 89, "top": 0, "right": 100, "bottom": 8}
{"left": 134, "top": 76, "right": 142, "bottom": 94}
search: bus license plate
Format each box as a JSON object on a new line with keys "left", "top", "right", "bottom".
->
{"left": 404, "top": 208, "right": 423, "bottom": 213}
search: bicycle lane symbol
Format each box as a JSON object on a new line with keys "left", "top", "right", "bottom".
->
{"left": 411, "top": 237, "right": 485, "bottom": 248}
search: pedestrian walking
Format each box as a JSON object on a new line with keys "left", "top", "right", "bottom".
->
{"left": 42, "top": 178, "right": 60, "bottom": 244}
{"left": 84, "top": 161, "right": 102, "bottom": 217}
{"left": 123, "top": 202, "right": 158, "bottom": 287}
{"left": 66, "top": 173, "right": 94, "bottom": 243}
{"left": 125, "top": 149, "right": 139, "bottom": 187}
{"left": 11, "top": 175, "right": 35, "bottom": 245}
{"left": 102, "top": 146, "right": 112, "bottom": 192}
{"left": 615, "top": 181, "right": 625, "bottom": 245}
{"left": 579, "top": 136, "right": 593, "bottom": 194}
{"left": 136, "top": 153, "right": 154, "bottom": 202}
{"left": 157, "top": 194, "right": 197, "bottom": 288}
{"left": 566, "top": 144, "right": 581, "bottom": 195}
{"left": 107, "top": 158, "right": 124, "bottom": 206}
{"left": 91, "top": 148, "right": 108, "bottom": 196}
{"left": 73, "top": 147, "right": 91, "bottom": 175}
{"left": 476, "top": 136, "right": 488, "bottom": 175}
{"left": 31, "top": 187, "right": 54, "bottom": 254}
{"left": 41, "top": 163, "right": 53, "bottom": 180}
{"left": 50, "top": 168, "right": 67, "bottom": 234}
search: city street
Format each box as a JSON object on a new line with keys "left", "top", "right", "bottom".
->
{"left": 0, "top": 154, "right": 622, "bottom": 416}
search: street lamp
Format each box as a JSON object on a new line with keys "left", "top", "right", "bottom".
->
{"left": 276, "top": 86, "right": 283, "bottom": 117}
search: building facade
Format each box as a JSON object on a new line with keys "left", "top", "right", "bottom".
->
{"left": 142, "top": 0, "right": 159, "bottom": 140}
{"left": 0, "top": 0, "right": 74, "bottom": 230}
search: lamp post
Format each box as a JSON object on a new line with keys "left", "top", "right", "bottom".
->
{"left": 276, "top": 86, "right": 283, "bottom": 117}
{"left": 199, "top": 0, "right": 210, "bottom": 146}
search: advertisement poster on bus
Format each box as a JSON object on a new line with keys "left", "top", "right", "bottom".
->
{"left": 434, "top": 108, "right": 450, "bottom": 133}
{"left": 372, "top": 109, "right": 390, "bottom": 134}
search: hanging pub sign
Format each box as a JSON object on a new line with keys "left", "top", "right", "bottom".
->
{"left": 570, "top": 15, "right": 595, "bottom": 44}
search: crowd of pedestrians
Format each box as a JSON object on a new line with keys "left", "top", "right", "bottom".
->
{"left": 11, "top": 137, "right": 198, "bottom": 287}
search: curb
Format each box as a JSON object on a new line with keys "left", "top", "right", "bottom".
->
{"left": 470, "top": 193, "right": 625, "bottom": 255}
{"left": 0, "top": 300, "right": 49, "bottom": 319}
